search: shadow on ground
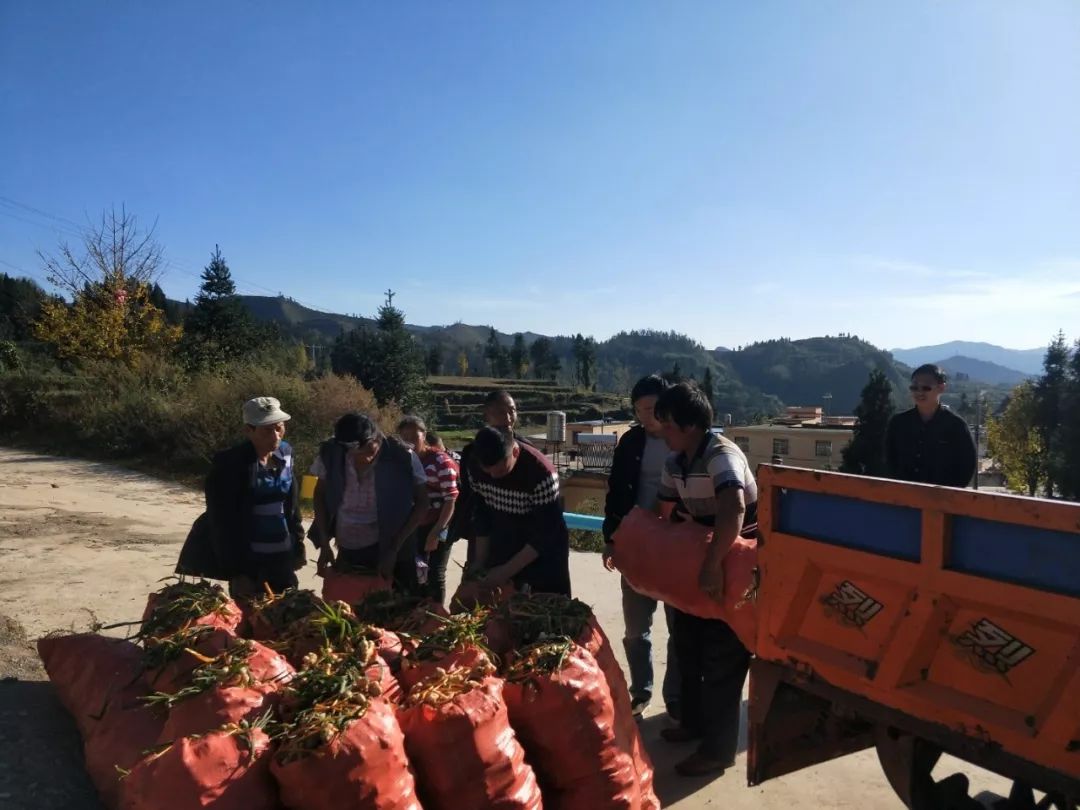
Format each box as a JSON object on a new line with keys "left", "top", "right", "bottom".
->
{"left": 0, "top": 678, "right": 103, "bottom": 810}
{"left": 640, "top": 699, "right": 749, "bottom": 807}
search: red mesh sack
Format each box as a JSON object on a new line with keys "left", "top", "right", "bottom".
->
{"left": 398, "top": 644, "right": 491, "bottom": 692}
{"left": 321, "top": 569, "right": 391, "bottom": 605}
{"left": 400, "top": 674, "right": 542, "bottom": 810}
{"left": 119, "top": 727, "right": 278, "bottom": 810}
{"left": 141, "top": 581, "right": 244, "bottom": 637}
{"left": 611, "top": 508, "right": 724, "bottom": 619}
{"left": 483, "top": 614, "right": 516, "bottom": 659}
{"left": 143, "top": 627, "right": 235, "bottom": 695}
{"left": 37, "top": 633, "right": 144, "bottom": 738}
{"left": 367, "top": 657, "right": 402, "bottom": 704}
{"left": 246, "top": 589, "right": 324, "bottom": 643}
{"left": 375, "top": 628, "right": 405, "bottom": 666}
{"left": 503, "top": 641, "right": 639, "bottom": 809}
{"left": 575, "top": 618, "right": 658, "bottom": 810}
{"left": 450, "top": 579, "right": 514, "bottom": 614}
{"left": 160, "top": 684, "right": 282, "bottom": 742}
{"left": 82, "top": 685, "right": 166, "bottom": 809}
{"left": 271, "top": 696, "right": 420, "bottom": 810}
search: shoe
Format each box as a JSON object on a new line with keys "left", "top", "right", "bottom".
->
{"left": 659, "top": 726, "right": 701, "bottom": 744}
{"left": 674, "top": 752, "right": 729, "bottom": 778}
{"left": 631, "top": 699, "right": 649, "bottom": 718}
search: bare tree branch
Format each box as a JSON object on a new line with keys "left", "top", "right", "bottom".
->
{"left": 39, "top": 205, "right": 164, "bottom": 298}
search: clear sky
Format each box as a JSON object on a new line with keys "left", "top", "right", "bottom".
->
{"left": 2, "top": 2, "right": 1078, "bottom": 351}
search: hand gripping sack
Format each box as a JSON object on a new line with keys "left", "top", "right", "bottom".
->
{"left": 271, "top": 696, "right": 421, "bottom": 810}
{"left": 119, "top": 726, "right": 278, "bottom": 810}
{"left": 721, "top": 534, "right": 759, "bottom": 652}
{"left": 400, "top": 675, "right": 542, "bottom": 810}
{"left": 503, "top": 641, "right": 639, "bottom": 809}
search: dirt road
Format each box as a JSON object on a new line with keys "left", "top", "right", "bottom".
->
{"left": 0, "top": 447, "right": 904, "bottom": 809}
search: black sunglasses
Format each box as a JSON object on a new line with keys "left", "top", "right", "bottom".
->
{"left": 908, "top": 385, "right": 934, "bottom": 392}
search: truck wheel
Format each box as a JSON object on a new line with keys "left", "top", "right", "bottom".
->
{"left": 874, "top": 726, "right": 1077, "bottom": 810}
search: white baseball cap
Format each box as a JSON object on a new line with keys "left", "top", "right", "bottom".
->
{"left": 242, "top": 396, "right": 291, "bottom": 427}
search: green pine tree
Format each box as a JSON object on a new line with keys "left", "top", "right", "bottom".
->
{"left": 1034, "top": 331, "right": 1070, "bottom": 497}
{"left": 840, "top": 369, "right": 895, "bottom": 476}
{"left": 332, "top": 290, "right": 429, "bottom": 411}
{"left": 179, "top": 245, "right": 269, "bottom": 368}
{"left": 510, "top": 333, "right": 528, "bottom": 379}
{"left": 702, "top": 366, "right": 715, "bottom": 409}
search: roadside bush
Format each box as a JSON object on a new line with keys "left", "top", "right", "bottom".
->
{"left": 0, "top": 359, "right": 401, "bottom": 478}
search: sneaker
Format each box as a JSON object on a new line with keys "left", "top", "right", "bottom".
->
{"left": 631, "top": 698, "right": 649, "bottom": 718}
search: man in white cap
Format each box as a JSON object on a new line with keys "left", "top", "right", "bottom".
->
{"left": 201, "top": 396, "right": 307, "bottom": 598}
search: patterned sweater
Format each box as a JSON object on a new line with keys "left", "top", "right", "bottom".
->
{"left": 470, "top": 441, "right": 571, "bottom": 595}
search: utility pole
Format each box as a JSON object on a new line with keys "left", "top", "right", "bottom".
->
{"left": 973, "top": 390, "right": 985, "bottom": 490}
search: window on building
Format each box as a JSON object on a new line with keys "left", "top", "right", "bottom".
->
{"left": 772, "top": 438, "right": 790, "bottom": 456}
{"left": 734, "top": 436, "right": 750, "bottom": 453}
{"left": 815, "top": 440, "right": 833, "bottom": 457}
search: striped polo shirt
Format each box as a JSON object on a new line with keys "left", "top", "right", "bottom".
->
{"left": 658, "top": 432, "right": 758, "bottom": 524}
{"left": 251, "top": 442, "right": 295, "bottom": 554}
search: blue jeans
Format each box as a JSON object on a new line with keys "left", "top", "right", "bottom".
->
{"left": 621, "top": 576, "right": 680, "bottom": 709}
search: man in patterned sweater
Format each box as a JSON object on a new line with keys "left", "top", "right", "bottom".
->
{"left": 468, "top": 426, "right": 571, "bottom": 596}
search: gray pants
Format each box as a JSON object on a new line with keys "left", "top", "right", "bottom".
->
{"left": 621, "top": 576, "right": 680, "bottom": 710}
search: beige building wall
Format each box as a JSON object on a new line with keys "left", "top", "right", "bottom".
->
{"left": 724, "top": 425, "right": 852, "bottom": 472}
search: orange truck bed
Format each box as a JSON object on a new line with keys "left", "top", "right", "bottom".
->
{"left": 750, "top": 465, "right": 1080, "bottom": 804}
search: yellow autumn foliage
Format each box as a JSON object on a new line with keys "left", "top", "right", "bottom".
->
{"left": 34, "top": 279, "right": 180, "bottom": 365}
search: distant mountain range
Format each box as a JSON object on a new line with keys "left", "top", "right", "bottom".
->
{"left": 933, "top": 355, "right": 1030, "bottom": 386}
{"left": 890, "top": 341, "right": 1044, "bottom": 376}
{"left": 195, "top": 294, "right": 1037, "bottom": 416}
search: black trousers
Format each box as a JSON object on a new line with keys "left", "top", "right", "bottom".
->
{"left": 672, "top": 608, "right": 750, "bottom": 762}
{"left": 230, "top": 551, "right": 298, "bottom": 599}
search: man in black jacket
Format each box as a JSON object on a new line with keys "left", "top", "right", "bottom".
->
{"left": 885, "top": 364, "right": 977, "bottom": 488}
{"left": 602, "top": 374, "right": 680, "bottom": 718}
{"left": 203, "top": 397, "right": 306, "bottom": 598}
{"left": 451, "top": 390, "right": 533, "bottom": 564}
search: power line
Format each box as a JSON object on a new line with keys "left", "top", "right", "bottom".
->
{"left": 0, "top": 207, "right": 82, "bottom": 239}
{"left": 0, "top": 191, "right": 345, "bottom": 315}
{"left": 0, "top": 195, "right": 83, "bottom": 230}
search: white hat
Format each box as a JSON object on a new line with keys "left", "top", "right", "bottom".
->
{"left": 242, "top": 396, "right": 291, "bottom": 427}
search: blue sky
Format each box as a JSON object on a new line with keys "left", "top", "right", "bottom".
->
{"left": 2, "top": 2, "right": 1078, "bottom": 350}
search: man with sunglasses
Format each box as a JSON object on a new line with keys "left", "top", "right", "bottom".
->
{"left": 885, "top": 364, "right": 977, "bottom": 488}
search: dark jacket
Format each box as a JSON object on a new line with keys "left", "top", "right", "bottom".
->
{"left": 177, "top": 440, "right": 304, "bottom": 580}
{"left": 470, "top": 441, "right": 570, "bottom": 596}
{"left": 449, "top": 431, "right": 533, "bottom": 545}
{"left": 311, "top": 436, "right": 419, "bottom": 553}
{"left": 602, "top": 424, "right": 648, "bottom": 543}
{"left": 885, "top": 406, "right": 977, "bottom": 488}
